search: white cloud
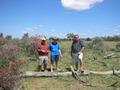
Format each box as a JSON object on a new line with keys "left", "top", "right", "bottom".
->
{"left": 25, "top": 27, "right": 34, "bottom": 32}
{"left": 33, "top": 27, "right": 39, "bottom": 30}
{"left": 22, "top": 27, "right": 35, "bottom": 35}
{"left": 38, "top": 24, "right": 44, "bottom": 28}
{"left": 114, "top": 29, "right": 120, "bottom": 32}
{"left": 22, "top": 31, "right": 27, "bottom": 34}
{"left": 113, "top": 25, "right": 120, "bottom": 34}
{"left": 61, "top": 0, "right": 104, "bottom": 11}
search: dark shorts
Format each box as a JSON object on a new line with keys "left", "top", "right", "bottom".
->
{"left": 51, "top": 55, "right": 59, "bottom": 62}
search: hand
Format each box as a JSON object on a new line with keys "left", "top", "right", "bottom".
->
{"left": 78, "top": 51, "right": 82, "bottom": 55}
{"left": 39, "top": 50, "right": 45, "bottom": 52}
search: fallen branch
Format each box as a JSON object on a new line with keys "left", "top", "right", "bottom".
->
{"left": 70, "top": 66, "right": 86, "bottom": 83}
{"left": 20, "top": 69, "right": 120, "bottom": 77}
{"left": 70, "top": 66, "right": 80, "bottom": 80}
{"left": 104, "top": 53, "right": 114, "bottom": 59}
{"left": 89, "top": 70, "right": 120, "bottom": 75}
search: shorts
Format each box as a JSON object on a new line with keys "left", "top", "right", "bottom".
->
{"left": 37, "top": 56, "right": 48, "bottom": 66}
{"left": 72, "top": 53, "right": 83, "bottom": 63}
{"left": 51, "top": 55, "right": 59, "bottom": 62}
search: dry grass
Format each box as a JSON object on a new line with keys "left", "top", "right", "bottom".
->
{"left": 20, "top": 41, "right": 120, "bottom": 90}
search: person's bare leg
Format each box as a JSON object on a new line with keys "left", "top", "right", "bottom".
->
{"left": 43, "top": 59, "right": 47, "bottom": 71}
{"left": 37, "top": 65, "right": 42, "bottom": 72}
{"left": 51, "top": 61, "right": 54, "bottom": 72}
{"left": 44, "top": 64, "right": 47, "bottom": 71}
{"left": 55, "top": 60, "right": 58, "bottom": 70}
{"left": 80, "top": 59, "right": 84, "bottom": 73}
{"left": 75, "top": 62, "right": 79, "bottom": 72}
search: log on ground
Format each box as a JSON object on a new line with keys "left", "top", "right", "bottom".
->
{"left": 20, "top": 69, "right": 120, "bottom": 77}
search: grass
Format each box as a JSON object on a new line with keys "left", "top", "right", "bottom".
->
{"left": 20, "top": 41, "right": 120, "bottom": 90}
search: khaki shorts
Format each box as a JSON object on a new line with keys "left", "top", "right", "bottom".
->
{"left": 72, "top": 53, "right": 83, "bottom": 63}
{"left": 37, "top": 56, "right": 48, "bottom": 66}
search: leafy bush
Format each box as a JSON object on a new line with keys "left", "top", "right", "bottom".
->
{"left": 0, "top": 60, "right": 24, "bottom": 90}
{"left": 116, "top": 42, "right": 120, "bottom": 51}
{"left": 0, "top": 43, "right": 25, "bottom": 89}
{"left": 0, "top": 44, "right": 19, "bottom": 66}
{"left": 87, "top": 37, "right": 108, "bottom": 55}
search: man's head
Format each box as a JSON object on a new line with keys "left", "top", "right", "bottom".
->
{"left": 52, "top": 36, "right": 59, "bottom": 43}
{"left": 73, "top": 35, "right": 80, "bottom": 41}
{"left": 40, "top": 36, "right": 46, "bottom": 44}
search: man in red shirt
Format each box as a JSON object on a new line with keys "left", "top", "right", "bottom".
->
{"left": 37, "top": 36, "right": 49, "bottom": 72}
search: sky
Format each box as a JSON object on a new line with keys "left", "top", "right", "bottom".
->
{"left": 0, "top": 0, "right": 120, "bottom": 38}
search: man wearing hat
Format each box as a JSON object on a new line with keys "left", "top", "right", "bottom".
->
{"left": 37, "top": 36, "right": 49, "bottom": 72}
{"left": 71, "top": 35, "right": 85, "bottom": 73}
{"left": 49, "top": 37, "right": 62, "bottom": 72}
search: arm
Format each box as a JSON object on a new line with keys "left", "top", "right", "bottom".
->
{"left": 59, "top": 49, "right": 62, "bottom": 57}
{"left": 58, "top": 44, "right": 62, "bottom": 57}
{"left": 46, "top": 44, "right": 50, "bottom": 53}
{"left": 78, "top": 40, "right": 85, "bottom": 54}
{"left": 71, "top": 43, "right": 73, "bottom": 56}
{"left": 80, "top": 47, "right": 84, "bottom": 52}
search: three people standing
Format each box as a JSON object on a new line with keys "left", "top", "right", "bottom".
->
{"left": 36, "top": 35, "right": 85, "bottom": 73}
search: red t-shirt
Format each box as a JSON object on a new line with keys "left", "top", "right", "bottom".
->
{"left": 37, "top": 42, "right": 49, "bottom": 55}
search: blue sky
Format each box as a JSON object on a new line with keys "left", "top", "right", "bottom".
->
{"left": 0, "top": 0, "right": 120, "bottom": 38}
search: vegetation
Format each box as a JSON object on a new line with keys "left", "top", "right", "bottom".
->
{"left": 0, "top": 34, "right": 25, "bottom": 90}
{"left": 0, "top": 33, "right": 120, "bottom": 90}
{"left": 116, "top": 42, "right": 120, "bottom": 51}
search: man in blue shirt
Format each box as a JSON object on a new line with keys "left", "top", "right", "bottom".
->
{"left": 49, "top": 37, "right": 62, "bottom": 72}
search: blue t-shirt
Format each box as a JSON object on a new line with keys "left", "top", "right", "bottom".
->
{"left": 49, "top": 42, "right": 60, "bottom": 55}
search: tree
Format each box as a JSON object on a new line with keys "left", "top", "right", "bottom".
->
{"left": 0, "top": 33, "right": 5, "bottom": 45}
{"left": 21, "top": 33, "right": 30, "bottom": 50}
{"left": 66, "top": 33, "right": 75, "bottom": 40}
{"left": 5, "top": 35, "right": 12, "bottom": 40}
{"left": 0, "top": 33, "right": 3, "bottom": 38}
{"left": 22, "top": 33, "right": 29, "bottom": 39}
{"left": 85, "top": 37, "right": 92, "bottom": 41}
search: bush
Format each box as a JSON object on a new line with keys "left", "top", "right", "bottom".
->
{"left": 87, "top": 37, "right": 107, "bottom": 55}
{"left": 0, "top": 60, "right": 24, "bottom": 90}
{"left": 0, "top": 43, "right": 24, "bottom": 90}
{"left": 0, "top": 44, "right": 19, "bottom": 66}
{"left": 116, "top": 42, "right": 120, "bottom": 51}
{"left": 85, "top": 37, "right": 92, "bottom": 41}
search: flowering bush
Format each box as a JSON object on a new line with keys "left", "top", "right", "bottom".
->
{"left": 0, "top": 43, "right": 24, "bottom": 90}
{"left": 0, "top": 44, "right": 19, "bottom": 66}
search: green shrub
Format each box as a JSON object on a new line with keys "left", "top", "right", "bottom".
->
{"left": 116, "top": 42, "right": 120, "bottom": 51}
{"left": 87, "top": 37, "right": 108, "bottom": 55}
